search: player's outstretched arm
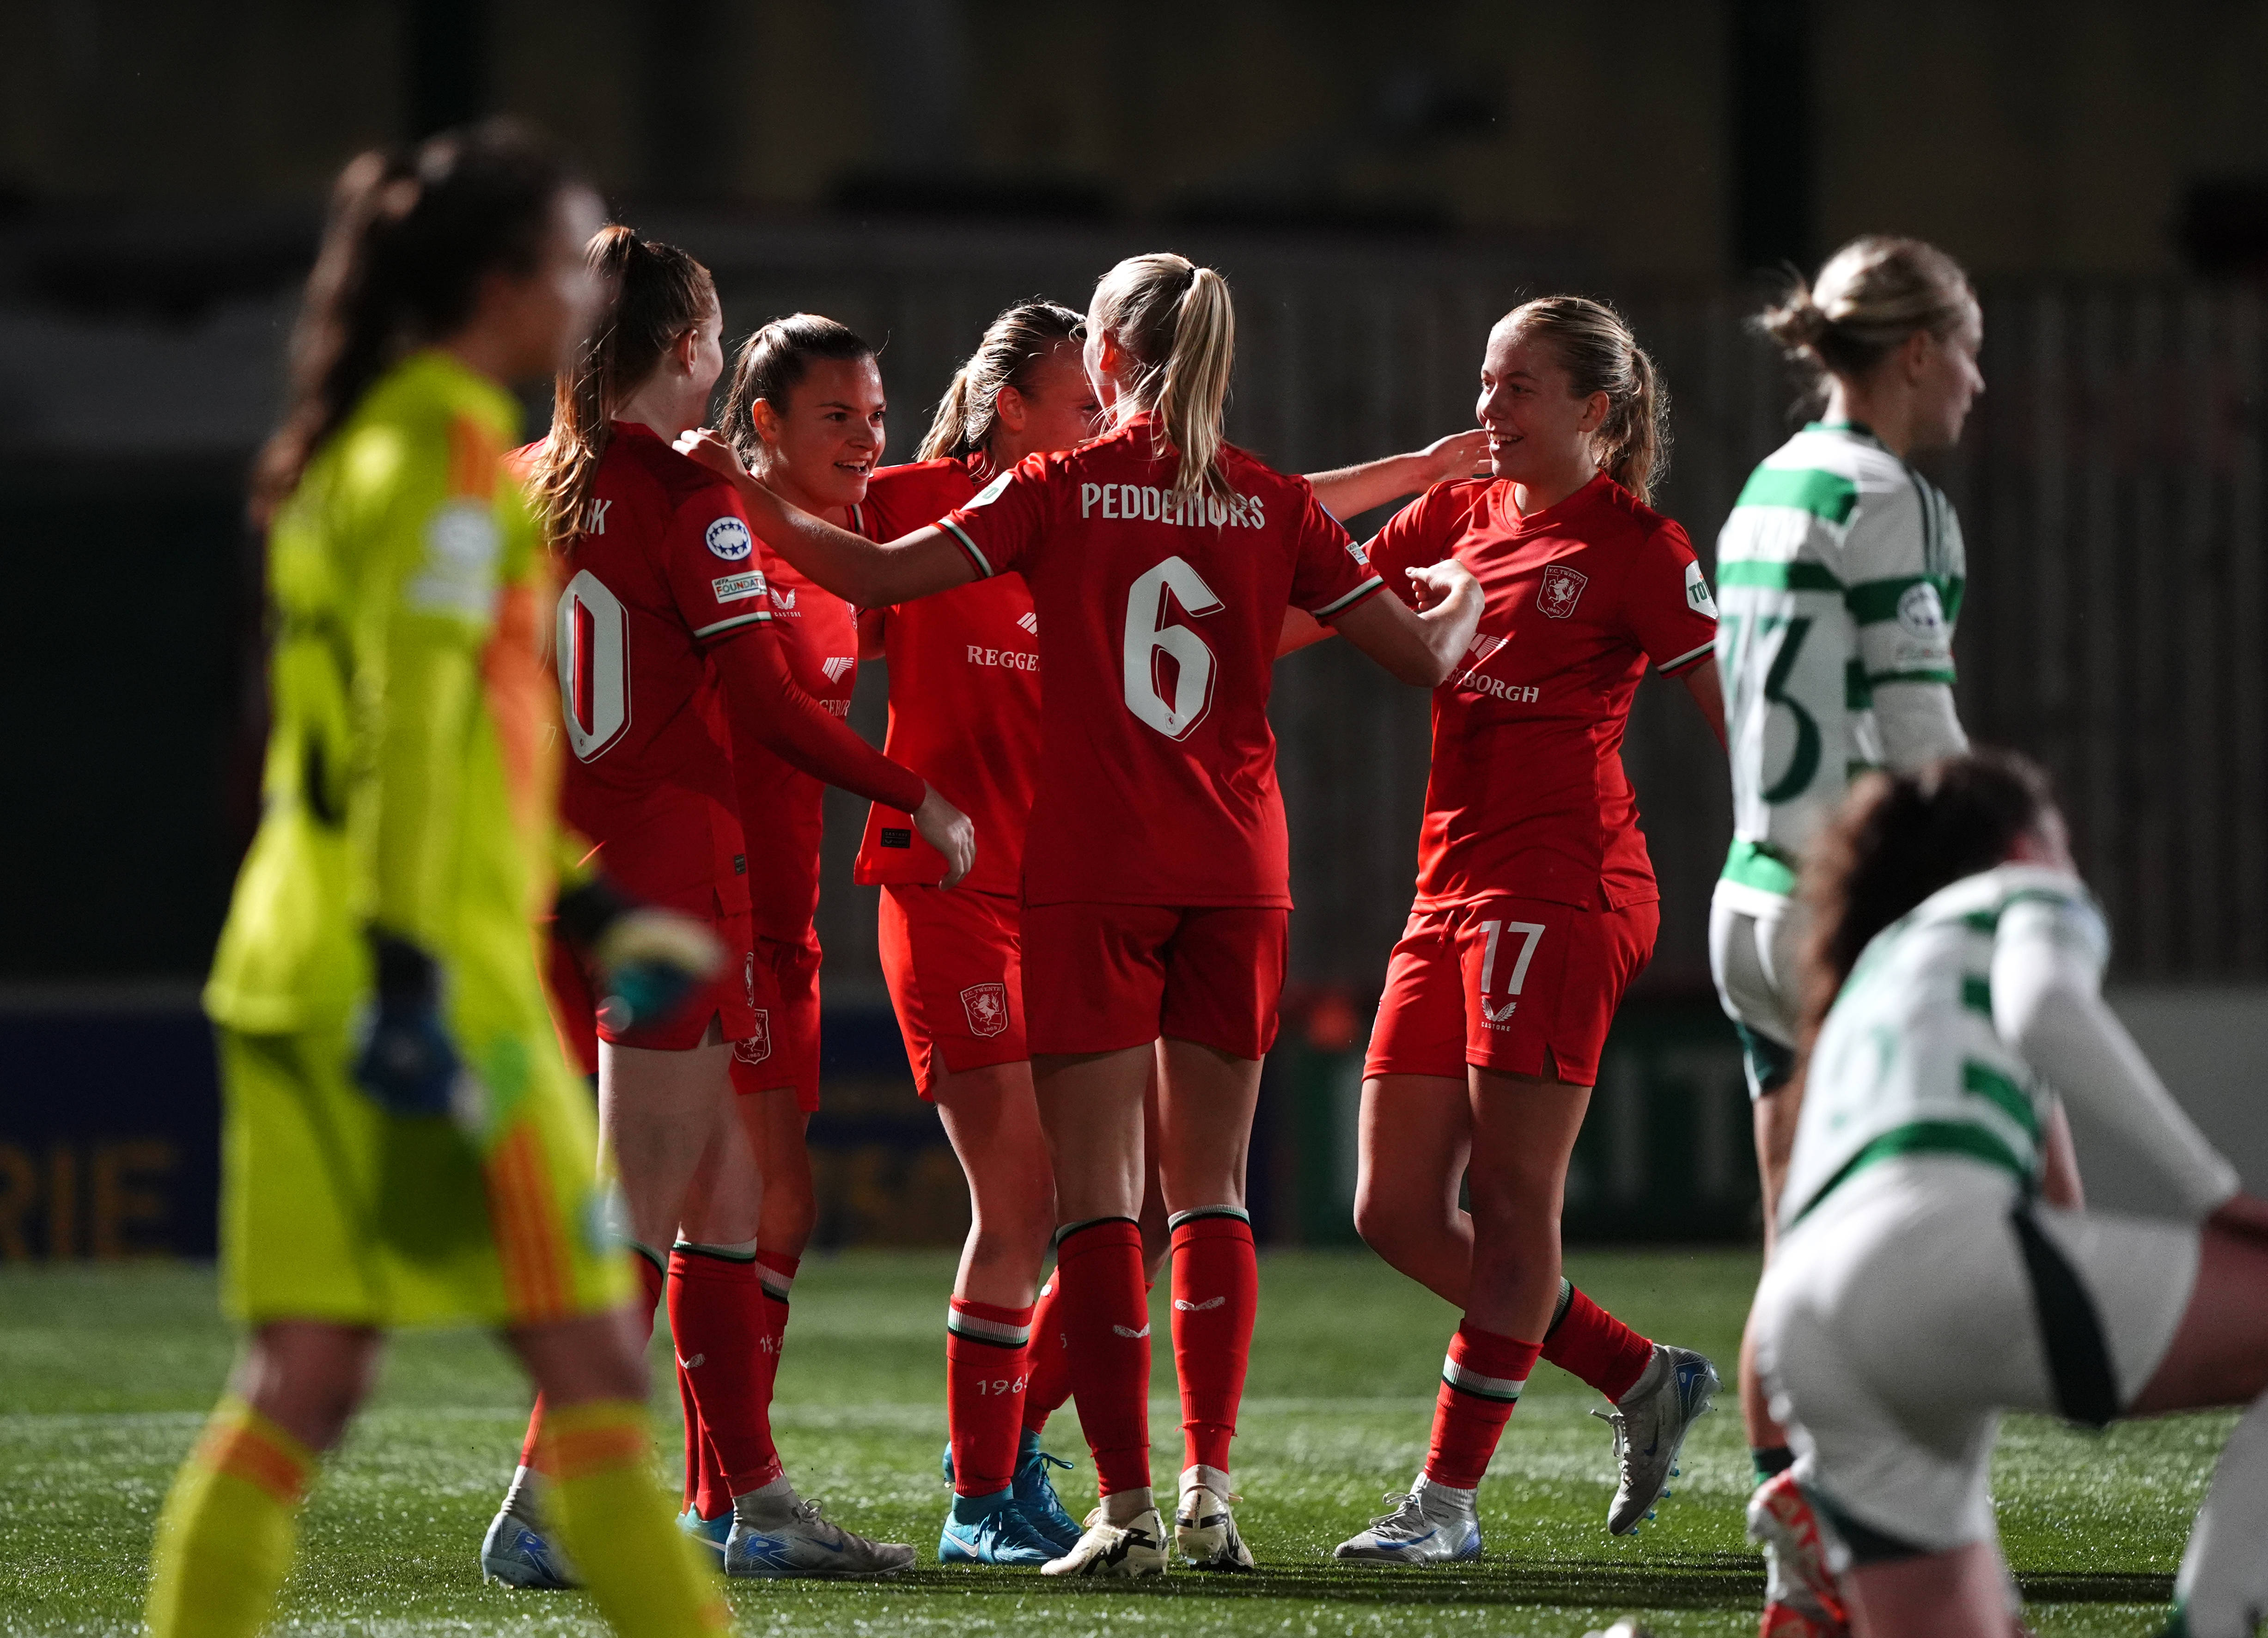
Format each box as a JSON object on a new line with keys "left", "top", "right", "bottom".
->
{"left": 711, "top": 625, "right": 975, "bottom": 886}
{"left": 675, "top": 428, "right": 975, "bottom": 608}
{"left": 1304, "top": 429, "right": 1490, "bottom": 520}
{"left": 1329, "top": 560, "right": 1483, "bottom": 687}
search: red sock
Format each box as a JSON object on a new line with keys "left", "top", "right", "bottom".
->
{"left": 947, "top": 1298, "right": 1034, "bottom": 1497}
{"left": 1541, "top": 1283, "right": 1655, "bottom": 1402}
{"left": 667, "top": 1246, "right": 784, "bottom": 1516}
{"left": 1055, "top": 1218, "right": 1151, "bottom": 1496}
{"left": 1022, "top": 1276, "right": 1072, "bottom": 1436}
{"left": 1424, "top": 1322, "right": 1542, "bottom": 1491}
{"left": 522, "top": 1247, "right": 665, "bottom": 1474}
{"left": 1169, "top": 1210, "right": 1257, "bottom": 1476}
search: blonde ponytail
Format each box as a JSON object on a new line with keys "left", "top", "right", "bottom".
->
{"left": 1756, "top": 235, "right": 1976, "bottom": 397}
{"left": 1090, "top": 253, "right": 1236, "bottom": 502}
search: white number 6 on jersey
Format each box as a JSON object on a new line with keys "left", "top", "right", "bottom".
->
{"left": 1122, "top": 555, "right": 1223, "bottom": 740}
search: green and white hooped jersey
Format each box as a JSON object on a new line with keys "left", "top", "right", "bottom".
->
{"left": 1779, "top": 865, "right": 2108, "bottom": 1231}
{"left": 1713, "top": 423, "right": 1965, "bottom": 911}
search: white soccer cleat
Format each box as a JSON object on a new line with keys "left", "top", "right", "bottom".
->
{"left": 1176, "top": 1473, "right": 1255, "bottom": 1572}
{"left": 723, "top": 1485, "right": 915, "bottom": 1579}
{"left": 1332, "top": 1483, "right": 1484, "bottom": 1565}
{"left": 1747, "top": 1470, "right": 1850, "bottom": 1634}
{"left": 478, "top": 1504, "right": 580, "bottom": 1589}
{"left": 1040, "top": 1506, "right": 1169, "bottom": 1577}
{"left": 1597, "top": 1343, "right": 1720, "bottom": 1534}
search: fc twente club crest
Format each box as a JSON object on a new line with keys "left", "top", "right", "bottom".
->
{"left": 1537, "top": 563, "right": 1588, "bottom": 619}
{"left": 961, "top": 982, "right": 1010, "bottom": 1039}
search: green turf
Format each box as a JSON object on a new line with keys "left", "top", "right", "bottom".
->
{"left": 0, "top": 1251, "right": 2213, "bottom": 1636}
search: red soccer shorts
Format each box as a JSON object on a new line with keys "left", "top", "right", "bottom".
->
{"left": 729, "top": 930, "right": 822, "bottom": 1112}
{"left": 878, "top": 884, "right": 1026, "bottom": 1100}
{"left": 546, "top": 907, "right": 758, "bottom": 1065}
{"left": 1363, "top": 895, "right": 1658, "bottom": 1087}
{"left": 1021, "top": 902, "right": 1288, "bottom": 1061}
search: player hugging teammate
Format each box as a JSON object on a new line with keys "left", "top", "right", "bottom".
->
{"left": 164, "top": 115, "right": 2268, "bottom": 1635}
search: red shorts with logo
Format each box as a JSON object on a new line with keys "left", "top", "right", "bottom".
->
{"left": 545, "top": 907, "right": 758, "bottom": 1071}
{"left": 1021, "top": 902, "right": 1288, "bottom": 1061}
{"left": 878, "top": 884, "right": 1026, "bottom": 1100}
{"left": 728, "top": 930, "right": 822, "bottom": 1113}
{"left": 1363, "top": 895, "right": 1658, "bottom": 1087}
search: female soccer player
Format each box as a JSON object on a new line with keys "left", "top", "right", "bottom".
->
{"left": 1751, "top": 750, "right": 2268, "bottom": 1638}
{"left": 677, "top": 251, "right": 1485, "bottom": 1576}
{"left": 486, "top": 241, "right": 962, "bottom": 1587}
{"left": 1296, "top": 298, "right": 1728, "bottom": 1565}
{"left": 1711, "top": 235, "right": 1985, "bottom": 1627}
{"left": 149, "top": 124, "right": 727, "bottom": 1638}
{"left": 854, "top": 299, "right": 1492, "bottom": 1566}
{"left": 665, "top": 312, "right": 957, "bottom": 1575}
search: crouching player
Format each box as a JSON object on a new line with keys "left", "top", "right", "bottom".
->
{"left": 1752, "top": 750, "right": 2268, "bottom": 1638}
{"left": 146, "top": 125, "right": 726, "bottom": 1638}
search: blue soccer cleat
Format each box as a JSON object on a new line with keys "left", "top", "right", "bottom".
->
{"left": 944, "top": 1431, "right": 1084, "bottom": 1556}
{"left": 938, "top": 1488, "right": 1059, "bottom": 1566}
{"left": 677, "top": 1505, "right": 731, "bottom": 1561}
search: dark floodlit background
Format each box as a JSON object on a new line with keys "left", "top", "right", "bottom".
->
{"left": 4, "top": 0, "right": 2266, "bottom": 1258}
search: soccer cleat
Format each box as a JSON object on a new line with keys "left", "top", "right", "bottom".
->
{"left": 1176, "top": 1477, "right": 1256, "bottom": 1572}
{"left": 724, "top": 1489, "right": 916, "bottom": 1579}
{"left": 1333, "top": 1488, "right": 1485, "bottom": 1565}
{"left": 1597, "top": 1344, "right": 1720, "bottom": 1535}
{"left": 938, "top": 1491, "right": 1059, "bottom": 1567}
{"left": 677, "top": 1505, "right": 731, "bottom": 1561}
{"left": 478, "top": 1506, "right": 579, "bottom": 1589}
{"left": 1747, "top": 1470, "right": 1850, "bottom": 1635}
{"left": 944, "top": 1434, "right": 1084, "bottom": 1555}
{"left": 1040, "top": 1506, "right": 1169, "bottom": 1577}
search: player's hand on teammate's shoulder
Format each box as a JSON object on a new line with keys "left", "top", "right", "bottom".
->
{"left": 673, "top": 426, "right": 745, "bottom": 483}
{"left": 914, "top": 784, "right": 977, "bottom": 889}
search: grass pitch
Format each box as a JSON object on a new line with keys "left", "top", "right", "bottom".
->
{"left": 0, "top": 1250, "right": 2211, "bottom": 1636}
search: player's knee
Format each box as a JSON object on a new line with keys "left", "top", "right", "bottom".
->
{"left": 1352, "top": 1186, "right": 1427, "bottom": 1264}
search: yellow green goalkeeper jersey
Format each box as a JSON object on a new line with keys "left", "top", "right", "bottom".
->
{"left": 205, "top": 350, "right": 566, "bottom": 1086}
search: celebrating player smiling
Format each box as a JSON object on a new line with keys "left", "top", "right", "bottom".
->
{"left": 679, "top": 251, "right": 1482, "bottom": 1577}
{"left": 1286, "top": 297, "right": 1728, "bottom": 1565}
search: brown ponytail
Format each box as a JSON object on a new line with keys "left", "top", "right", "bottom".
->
{"left": 1498, "top": 295, "right": 1669, "bottom": 504}
{"left": 253, "top": 119, "right": 576, "bottom": 525}
{"left": 719, "top": 313, "right": 876, "bottom": 468}
{"left": 917, "top": 299, "right": 1085, "bottom": 463}
{"left": 1799, "top": 749, "right": 2058, "bottom": 1042}
{"left": 1089, "top": 253, "right": 1236, "bottom": 503}
{"left": 528, "top": 226, "right": 715, "bottom": 550}
{"left": 1756, "top": 235, "right": 1977, "bottom": 401}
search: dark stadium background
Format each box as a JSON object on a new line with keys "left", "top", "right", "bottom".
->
{"left": 4, "top": 0, "right": 2265, "bottom": 1259}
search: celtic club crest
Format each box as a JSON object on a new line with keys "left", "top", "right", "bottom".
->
{"left": 1536, "top": 564, "right": 1588, "bottom": 619}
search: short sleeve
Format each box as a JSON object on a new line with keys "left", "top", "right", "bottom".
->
{"left": 1845, "top": 486, "right": 1958, "bottom": 687}
{"left": 1287, "top": 482, "right": 1384, "bottom": 620}
{"left": 1360, "top": 483, "right": 1466, "bottom": 608}
{"left": 664, "top": 488, "right": 774, "bottom": 642}
{"left": 939, "top": 455, "right": 1052, "bottom": 579}
{"left": 1622, "top": 520, "right": 1719, "bottom": 675}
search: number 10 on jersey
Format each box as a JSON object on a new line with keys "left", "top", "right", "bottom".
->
{"left": 1123, "top": 555, "right": 1223, "bottom": 740}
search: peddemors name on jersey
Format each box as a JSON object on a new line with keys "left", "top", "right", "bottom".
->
{"left": 1081, "top": 482, "right": 1268, "bottom": 529}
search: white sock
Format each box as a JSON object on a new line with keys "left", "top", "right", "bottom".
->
{"left": 1100, "top": 1486, "right": 1154, "bottom": 1526}
{"left": 2175, "top": 1386, "right": 2268, "bottom": 1638}
{"left": 1180, "top": 1463, "right": 1232, "bottom": 1498}
{"left": 732, "top": 1474, "right": 799, "bottom": 1522}
{"left": 501, "top": 1463, "right": 542, "bottom": 1520}
{"left": 1412, "top": 1471, "right": 1477, "bottom": 1516}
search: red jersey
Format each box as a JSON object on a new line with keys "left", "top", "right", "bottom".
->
{"left": 1366, "top": 471, "right": 1718, "bottom": 912}
{"left": 551, "top": 421, "right": 767, "bottom": 916}
{"left": 732, "top": 538, "right": 862, "bottom": 940}
{"left": 850, "top": 456, "right": 1039, "bottom": 898}
{"left": 939, "top": 414, "right": 1383, "bottom": 907}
